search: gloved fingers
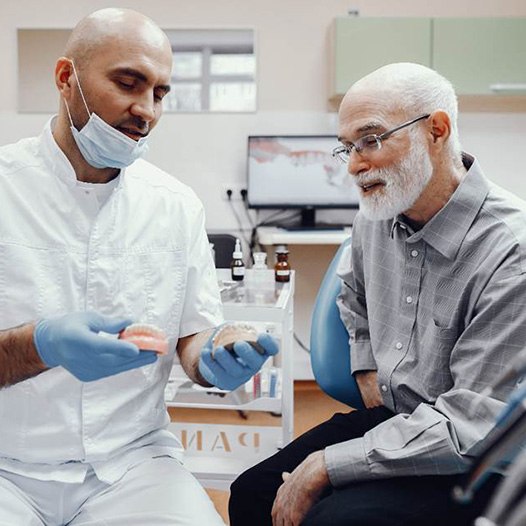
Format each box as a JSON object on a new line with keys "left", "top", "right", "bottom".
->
{"left": 79, "top": 331, "right": 141, "bottom": 358}
{"left": 213, "top": 346, "right": 251, "bottom": 377}
{"left": 200, "top": 348, "right": 229, "bottom": 375}
{"left": 256, "top": 333, "right": 280, "bottom": 356}
{"left": 107, "top": 351, "right": 158, "bottom": 371}
{"left": 74, "top": 351, "right": 157, "bottom": 382}
{"left": 103, "top": 349, "right": 158, "bottom": 366}
{"left": 198, "top": 359, "right": 219, "bottom": 386}
{"left": 231, "top": 341, "right": 266, "bottom": 371}
{"left": 84, "top": 312, "right": 134, "bottom": 334}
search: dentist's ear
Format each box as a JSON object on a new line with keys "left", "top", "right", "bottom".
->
{"left": 55, "top": 57, "right": 75, "bottom": 96}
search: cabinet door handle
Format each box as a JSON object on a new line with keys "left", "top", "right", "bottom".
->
{"left": 489, "top": 83, "right": 526, "bottom": 93}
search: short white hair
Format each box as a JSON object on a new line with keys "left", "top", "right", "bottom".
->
{"left": 350, "top": 63, "right": 462, "bottom": 165}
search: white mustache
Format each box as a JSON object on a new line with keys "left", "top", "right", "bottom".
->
{"left": 353, "top": 170, "right": 389, "bottom": 188}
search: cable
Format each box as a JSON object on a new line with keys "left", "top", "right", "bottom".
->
{"left": 240, "top": 189, "right": 256, "bottom": 229}
{"left": 249, "top": 209, "right": 302, "bottom": 257}
{"left": 259, "top": 209, "right": 302, "bottom": 227}
{"left": 226, "top": 194, "right": 251, "bottom": 248}
{"left": 294, "top": 332, "right": 310, "bottom": 353}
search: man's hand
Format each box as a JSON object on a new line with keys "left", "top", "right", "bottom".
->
{"left": 33, "top": 311, "right": 157, "bottom": 382}
{"left": 355, "top": 370, "right": 384, "bottom": 408}
{"left": 198, "top": 329, "right": 278, "bottom": 391}
{"left": 271, "top": 451, "right": 329, "bottom": 526}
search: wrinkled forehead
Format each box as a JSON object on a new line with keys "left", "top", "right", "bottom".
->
{"left": 338, "top": 88, "right": 406, "bottom": 139}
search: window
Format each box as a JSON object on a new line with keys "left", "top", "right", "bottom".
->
{"left": 164, "top": 29, "right": 256, "bottom": 113}
{"left": 17, "top": 28, "right": 256, "bottom": 114}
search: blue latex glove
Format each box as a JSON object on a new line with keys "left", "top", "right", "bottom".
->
{"left": 198, "top": 329, "right": 279, "bottom": 391}
{"left": 33, "top": 311, "right": 157, "bottom": 382}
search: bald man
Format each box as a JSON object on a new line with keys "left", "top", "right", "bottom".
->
{"left": 0, "top": 8, "right": 279, "bottom": 525}
{"left": 229, "top": 63, "right": 526, "bottom": 526}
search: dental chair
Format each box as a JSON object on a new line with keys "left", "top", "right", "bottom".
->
{"left": 310, "top": 236, "right": 364, "bottom": 409}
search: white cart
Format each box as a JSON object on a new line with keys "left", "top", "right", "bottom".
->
{"left": 166, "top": 269, "right": 295, "bottom": 489}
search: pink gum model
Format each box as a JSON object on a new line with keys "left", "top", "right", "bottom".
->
{"left": 119, "top": 323, "right": 169, "bottom": 355}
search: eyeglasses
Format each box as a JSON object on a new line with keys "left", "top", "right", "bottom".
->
{"left": 332, "top": 113, "right": 430, "bottom": 163}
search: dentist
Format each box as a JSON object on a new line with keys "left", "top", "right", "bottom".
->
{"left": 0, "top": 8, "right": 276, "bottom": 525}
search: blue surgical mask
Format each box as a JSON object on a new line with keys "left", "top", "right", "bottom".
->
{"left": 64, "top": 61, "right": 149, "bottom": 169}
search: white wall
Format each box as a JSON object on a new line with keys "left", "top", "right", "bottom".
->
{"left": 2, "top": 0, "right": 526, "bottom": 230}
{"left": 2, "top": 0, "right": 526, "bottom": 377}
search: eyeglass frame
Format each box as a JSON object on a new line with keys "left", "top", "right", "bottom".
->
{"left": 332, "top": 113, "right": 430, "bottom": 163}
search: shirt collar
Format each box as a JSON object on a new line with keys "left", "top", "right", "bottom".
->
{"left": 39, "top": 116, "right": 125, "bottom": 189}
{"left": 39, "top": 116, "right": 78, "bottom": 187}
{"left": 390, "top": 153, "right": 489, "bottom": 260}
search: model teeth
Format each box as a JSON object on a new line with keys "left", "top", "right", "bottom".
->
{"left": 119, "top": 323, "right": 169, "bottom": 355}
{"left": 121, "top": 323, "right": 164, "bottom": 338}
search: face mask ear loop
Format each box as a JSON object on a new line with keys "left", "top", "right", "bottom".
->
{"left": 69, "top": 59, "right": 91, "bottom": 119}
{"left": 63, "top": 98, "right": 75, "bottom": 128}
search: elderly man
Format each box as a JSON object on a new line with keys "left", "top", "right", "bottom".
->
{"left": 229, "top": 63, "right": 526, "bottom": 526}
{"left": 0, "top": 8, "right": 277, "bottom": 525}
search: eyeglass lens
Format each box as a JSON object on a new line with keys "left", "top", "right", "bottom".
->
{"left": 333, "top": 135, "right": 380, "bottom": 162}
{"left": 355, "top": 135, "right": 381, "bottom": 153}
{"left": 333, "top": 113, "right": 429, "bottom": 162}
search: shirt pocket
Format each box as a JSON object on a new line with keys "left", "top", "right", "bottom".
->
{"left": 94, "top": 247, "right": 186, "bottom": 340}
{"left": 0, "top": 242, "right": 83, "bottom": 327}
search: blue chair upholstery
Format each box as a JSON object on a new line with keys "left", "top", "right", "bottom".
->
{"left": 310, "top": 236, "right": 365, "bottom": 409}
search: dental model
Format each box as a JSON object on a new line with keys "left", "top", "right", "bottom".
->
{"left": 119, "top": 323, "right": 169, "bottom": 355}
{"left": 212, "top": 323, "right": 265, "bottom": 357}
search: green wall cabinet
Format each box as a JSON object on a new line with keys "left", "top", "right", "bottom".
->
{"left": 331, "top": 16, "right": 526, "bottom": 105}
{"left": 332, "top": 17, "right": 432, "bottom": 96}
{"left": 433, "top": 18, "right": 526, "bottom": 95}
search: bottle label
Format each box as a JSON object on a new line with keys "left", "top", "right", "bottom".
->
{"left": 276, "top": 270, "right": 290, "bottom": 276}
{"left": 232, "top": 267, "right": 245, "bottom": 276}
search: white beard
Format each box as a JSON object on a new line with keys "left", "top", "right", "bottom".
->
{"left": 353, "top": 136, "right": 433, "bottom": 221}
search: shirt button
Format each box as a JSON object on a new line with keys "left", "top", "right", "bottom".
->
{"left": 381, "top": 385, "right": 388, "bottom": 392}
{"left": 395, "top": 342, "right": 403, "bottom": 349}
{"left": 411, "top": 250, "right": 419, "bottom": 257}
{"left": 406, "top": 296, "right": 413, "bottom": 304}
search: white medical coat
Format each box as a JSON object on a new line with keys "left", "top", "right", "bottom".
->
{"left": 0, "top": 118, "right": 223, "bottom": 483}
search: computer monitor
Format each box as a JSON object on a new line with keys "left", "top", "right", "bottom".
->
{"left": 246, "top": 135, "right": 359, "bottom": 228}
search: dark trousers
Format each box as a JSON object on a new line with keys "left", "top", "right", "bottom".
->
{"left": 229, "top": 406, "right": 501, "bottom": 526}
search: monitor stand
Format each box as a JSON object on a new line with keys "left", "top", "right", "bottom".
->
{"left": 283, "top": 209, "right": 348, "bottom": 231}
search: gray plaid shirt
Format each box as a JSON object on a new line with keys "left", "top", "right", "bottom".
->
{"left": 326, "top": 154, "right": 526, "bottom": 486}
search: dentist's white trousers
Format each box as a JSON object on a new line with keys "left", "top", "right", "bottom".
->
{"left": 0, "top": 457, "right": 225, "bottom": 526}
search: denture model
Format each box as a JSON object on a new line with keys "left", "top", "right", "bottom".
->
{"left": 212, "top": 323, "right": 265, "bottom": 358}
{"left": 119, "top": 323, "right": 169, "bottom": 355}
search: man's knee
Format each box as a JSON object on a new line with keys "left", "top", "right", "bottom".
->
{"left": 229, "top": 462, "right": 281, "bottom": 526}
{"left": 230, "top": 464, "right": 262, "bottom": 504}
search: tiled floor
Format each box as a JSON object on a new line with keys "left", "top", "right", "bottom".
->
{"left": 169, "top": 381, "right": 349, "bottom": 524}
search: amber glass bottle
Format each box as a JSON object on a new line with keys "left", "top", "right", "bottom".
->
{"left": 274, "top": 245, "right": 291, "bottom": 283}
